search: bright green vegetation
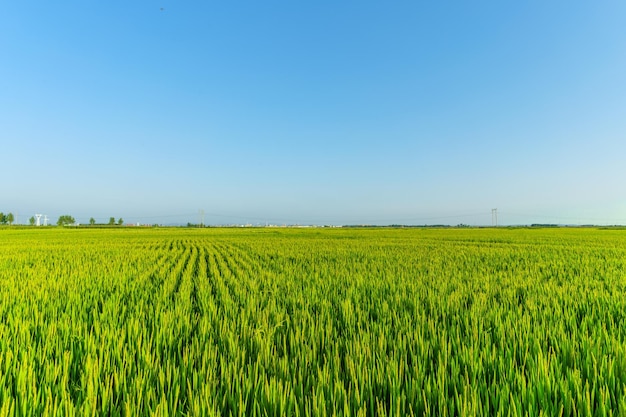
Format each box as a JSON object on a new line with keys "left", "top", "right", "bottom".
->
{"left": 1, "top": 227, "right": 625, "bottom": 416}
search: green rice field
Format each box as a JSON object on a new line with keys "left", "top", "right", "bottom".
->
{"left": 1, "top": 227, "right": 625, "bottom": 416}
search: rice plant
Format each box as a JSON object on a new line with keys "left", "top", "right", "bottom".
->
{"left": 0, "top": 227, "right": 625, "bottom": 415}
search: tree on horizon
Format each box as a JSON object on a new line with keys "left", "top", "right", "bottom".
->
{"left": 57, "top": 215, "right": 76, "bottom": 226}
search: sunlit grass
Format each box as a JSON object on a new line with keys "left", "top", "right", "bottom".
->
{"left": 0, "top": 227, "right": 625, "bottom": 415}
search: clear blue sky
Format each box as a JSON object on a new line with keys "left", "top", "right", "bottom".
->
{"left": 2, "top": 1, "right": 625, "bottom": 225}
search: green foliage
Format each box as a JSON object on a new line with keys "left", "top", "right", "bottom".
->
{"left": 108, "top": 217, "right": 116, "bottom": 225}
{"left": 0, "top": 228, "right": 625, "bottom": 415}
{"left": 29, "top": 216, "right": 36, "bottom": 226}
{"left": 90, "top": 217, "right": 96, "bottom": 226}
{"left": 0, "top": 212, "right": 15, "bottom": 225}
{"left": 117, "top": 218, "right": 123, "bottom": 226}
{"left": 56, "top": 214, "right": 76, "bottom": 226}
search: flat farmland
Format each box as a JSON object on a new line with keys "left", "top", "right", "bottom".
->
{"left": 1, "top": 227, "right": 625, "bottom": 416}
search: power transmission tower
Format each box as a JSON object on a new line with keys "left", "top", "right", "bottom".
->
{"left": 35, "top": 214, "right": 42, "bottom": 226}
{"left": 199, "top": 209, "right": 205, "bottom": 228}
{"left": 43, "top": 215, "right": 49, "bottom": 226}
{"left": 492, "top": 208, "right": 498, "bottom": 227}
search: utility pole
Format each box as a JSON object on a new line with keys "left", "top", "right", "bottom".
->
{"left": 492, "top": 208, "right": 498, "bottom": 227}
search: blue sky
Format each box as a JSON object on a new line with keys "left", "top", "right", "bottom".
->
{"left": 2, "top": 1, "right": 625, "bottom": 225}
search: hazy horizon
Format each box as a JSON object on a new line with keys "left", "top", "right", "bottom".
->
{"left": 3, "top": 2, "right": 625, "bottom": 226}
{"left": 3, "top": 209, "right": 625, "bottom": 227}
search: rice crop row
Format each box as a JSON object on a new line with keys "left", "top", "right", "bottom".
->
{"left": 0, "top": 227, "right": 625, "bottom": 415}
